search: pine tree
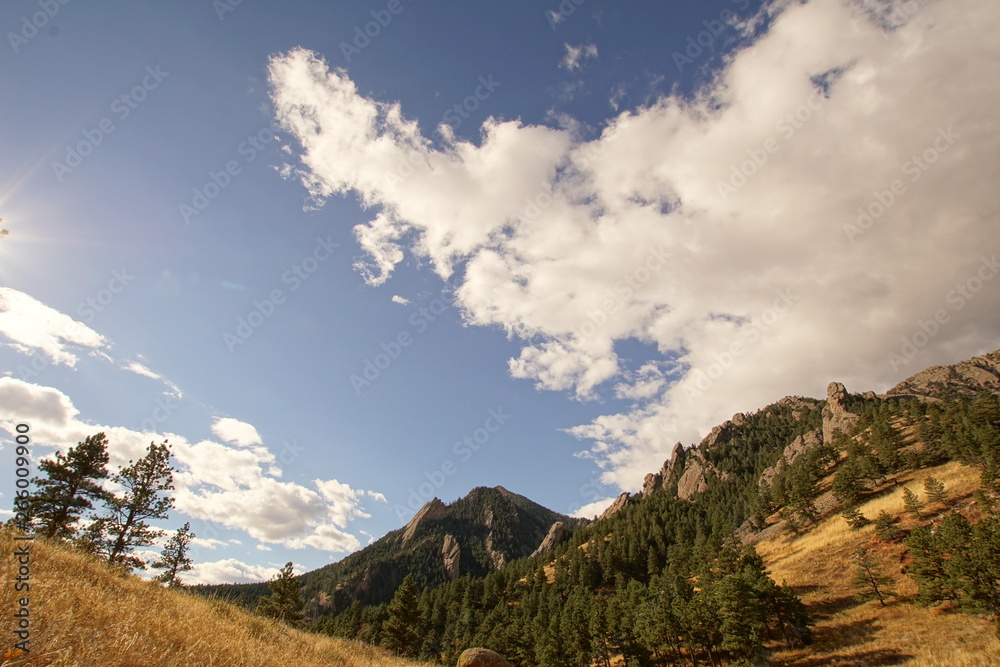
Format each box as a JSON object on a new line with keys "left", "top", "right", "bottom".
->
{"left": 873, "top": 510, "right": 904, "bottom": 542}
{"left": 93, "top": 442, "right": 175, "bottom": 571}
{"left": 27, "top": 433, "right": 110, "bottom": 539}
{"left": 151, "top": 522, "right": 195, "bottom": 587}
{"left": 852, "top": 546, "right": 892, "bottom": 606}
{"left": 381, "top": 574, "right": 423, "bottom": 657}
{"left": 902, "top": 487, "right": 922, "bottom": 519}
{"left": 257, "top": 562, "right": 304, "bottom": 624}
{"left": 924, "top": 476, "right": 947, "bottom": 504}
{"left": 841, "top": 505, "right": 869, "bottom": 530}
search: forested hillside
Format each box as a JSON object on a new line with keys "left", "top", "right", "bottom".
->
{"left": 196, "top": 485, "right": 585, "bottom": 612}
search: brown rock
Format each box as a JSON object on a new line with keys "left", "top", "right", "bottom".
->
{"left": 441, "top": 534, "right": 461, "bottom": 579}
{"left": 401, "top": 498, "right": 448, "bottom": 544}
{"left": 885, "top": 349, "right": 1000, "bottom": 401}
{"left": 531, "top": 521, "right": 570, "bottom": 558}
{"left": 457, "top": 648, "right": 512, "bottom": 667}
{"left": 759, "top": 428, "right": 823, "bottom": 489}
{"left": 599, "top": 492, "right": 631, "bottom": 520}
{"left": 822, "top": 382, "right": 860, "bottom": 443}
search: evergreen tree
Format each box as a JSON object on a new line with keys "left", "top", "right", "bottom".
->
{"left": 257, "top": 562, "right": 304, "bottom": 624}
{"left": 841, "top": 505, "right": 869, "bottom": 530}
{"left": 27, "top": 433, "right": 110, "bottom": 539}
{"left": 852, "top": 546, "right": 892, "bottom": 607}
{"left": 902, "top": 487, "right": 922, "bottom": 519}
{"left": 381, "top": 574, "right": 423, "bottom": 657}
{"left": 873, "top": 510, "right": 904, "bottom": 542}
{"left": 91, "top": 442, "right": 175, "bottom": 571}
{"left": 924, "top": 476, "right": 947, "bottom": 504}
{"left": 151, "top": 522, "right": 195, "bottom": 587}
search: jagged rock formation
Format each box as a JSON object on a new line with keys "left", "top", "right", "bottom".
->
{"left": 822, "top": 381, "right": 861, "bottom": 443}
{"left": 401, "top": 497, "right": 448, "bottom": 544}
{"left": 599, "top": 492, "right": 632, "bottom": 520}
{"left": 759, "top": 427, "right": 823, "bottom": 489}
{"left": 441, "top": 534, "right": 461, "bottom": 579}
{"left": 457, "top": 648, "right": 512, "bottom": 667}
{"left": 530, "top": 521, "right": 570, "bottom": 558}
{"left": 641, "top": 434, "right": 732, "bottom": 501}
{"left": 885, "top": 349, "right": 1000, "bottom": 400}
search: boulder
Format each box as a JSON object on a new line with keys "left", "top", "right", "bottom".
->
{"left": 759, "top": 428, "right": 823, "bottom": 489}
{"left": 457, "top": 648, "right": 512, "bottom": 667}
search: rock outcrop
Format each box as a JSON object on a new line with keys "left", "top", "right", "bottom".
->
{"left": 457, "top": 648, "right": 512, "bottom": 667}
{"left": 642, "top": 442, "right": 686, "bottom": 497}
{"left": 885, "top": 349, "right": 1000, "bottom": 401}
{"left": 530, "top": 521, "right": 570, "bottom": 558}
{"left": 759, "top": 428, "right": 823, "bottom": 489}
{"left": 401, "top": 498, "right": 448, "bottom": 544}
{"left": 441, "top": 534, "right": 461, "bottom": 579}
{"left": 822, "top": 382, "right": 860, "bottom": 443}
{"left": 599, "top": 492, "right": 631, "bottom": 520}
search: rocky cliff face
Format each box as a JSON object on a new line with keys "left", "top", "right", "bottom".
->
{"left": 759, "top": 427, "right": 823, "bottom": 489}
{"left": 401, "top": 497, "right": 448, "bottom": 544}
{"left": 599, "top": 492, "right": 631, "bottom": 520}
{"left": 441, "top": 534, "right": 461, "bottom": 579}
{"left": 530, "top": 521, "right": 570, "bottom": 558}
{"left": 822, "top": 381, "right": 861, "bottom": 443}
{"left": 885, "top": 349, "right": 1000, "bottom": 400}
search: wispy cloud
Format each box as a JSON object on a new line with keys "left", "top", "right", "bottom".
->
{"left": 560, "top": 42, "right": 598, "bottom": 71}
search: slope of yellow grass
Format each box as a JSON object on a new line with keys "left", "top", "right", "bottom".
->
{"left": 0, "top": 529, "right": 433, "bottom": 667}
{"left": 758, "top": 461, "right": 1000, "bottom": 666}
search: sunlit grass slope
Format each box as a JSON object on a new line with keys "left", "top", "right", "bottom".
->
{"left": 0, "top": 529, "right": 433, "bottom": 667}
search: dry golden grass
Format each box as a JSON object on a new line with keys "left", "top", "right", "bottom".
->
{"left": 758, "top": 461, "right": 1000, "bottom": 666}
{"left": 0, "top": 529, "right": 433, "bottom": 667}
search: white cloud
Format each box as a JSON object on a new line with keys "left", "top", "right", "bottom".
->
{"left": 184, "top": 558, "right": 281, "bottom": 586}
{"left": 560, "top": 43, "right": 598, "bottom": 71}
{"left": 210, "top": 417, "right": 263, "bottom": 448}
{"left": 0, "top": 288, "right": 107, "bottom": 366}
{"left": 570, "top": 496, "right": 616, "bottom": 520}
{"left": 270, "top": 0, "right": 1000, "bottom": 492}
{"left": 0, "top": 377, "right": 380, "bottom": 554}
{"left": 391, "top": 294, "right": 410, "bottom": 305}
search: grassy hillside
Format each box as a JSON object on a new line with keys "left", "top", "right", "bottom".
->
{"left": 760, "top": 460, "right": 1000, "bottom": 666}
{"left": 0, "top": 529, "right": 433, "bottom": 667}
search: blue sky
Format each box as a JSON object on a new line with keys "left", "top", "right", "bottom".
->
{"left": 1, "top": 0, "right": 998, "bottom": 584}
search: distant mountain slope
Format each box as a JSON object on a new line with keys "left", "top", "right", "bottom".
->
{"left": 197, "top": 485, "right": 584, "bottom": 612}
{"left": 885, "top": 348, "right": 1000, "bottom": 400}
